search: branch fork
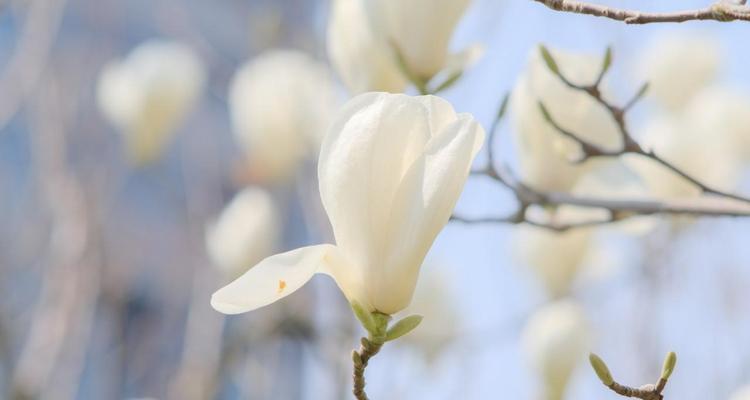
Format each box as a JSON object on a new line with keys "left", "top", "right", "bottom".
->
{"left": 589, "top": 352, "right": 677, "bottom": 399}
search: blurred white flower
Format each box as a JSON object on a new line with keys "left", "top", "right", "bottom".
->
{"left": 513, "top": 225, "right": 592, "bottom": 298}
{"left": 730, "top": 384, "right": 750, "bottom": 400}
{"left": 626, "top": 110, "right": 743, "bottom": 199}
{"left": 398, "top": 269, "right": 461, "bottom": 361}
{"left": 229, "top": 49, "right": 341, "bottom": 182}
{"left": 366, "top": 0, "right": 474, "bottom": 81}
{"left": 327, "top": 0, "right": 477, "bottom": 94}
{"left": 684, "top": 86, "right": 750, "bottom": 160}
{"left": 638, "top": 33, "right": 721, "bottom": 112}
{"left": 522, "top": 299, "right": 590, "bottom": 400}
{"left": 205, "top": 187, "right": 280, "bottom": 277}
{"left": 511, "top": 47, "right": 620, "bottom": 192}
{"left": 211, "top": 93, "right": 484, "bottom": 316}
{"left": 97, "top": 39, "right": 205, "bottom": 165}
{"left": 327, "top": 0, "right": 408, "bottom": 93}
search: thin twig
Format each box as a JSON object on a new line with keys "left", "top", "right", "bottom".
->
{"left": 352, "top": 337, "right": 383, "bottom": 400}
{"left": 537, "top": 47, "right": 750, "bottom": 205}
{"left": 590, "top": 352, "right": 676, "bottom": 399}
{"left": 455, "top": 46, "right": 750, "bottom": 231}
{"left": 533, "top": 0, "right": 750, "bottom": 24}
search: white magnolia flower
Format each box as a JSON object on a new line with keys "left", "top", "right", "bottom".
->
{"left": 327, "top": 0, "right": 408, "bottom": 94}
{"left": 229, "top": 50, "right": 341, "bottom": 181}
{"left": 638, "top": 33, "right": 721, "bottom": 112}
{"left": 627, "top": 111, "right": 742, "bottom": 199}
{"left": 730, "top": 384, "right": 750, "bottom": 400}
{"left": 684, "top": 86, "right": 750, "bottom": 160}
{"left": 211, "top": 93, "right": 485, "bottom": 315}
{"left": 511, "top": 47, "right": 620, "bottom": 192}
{"left": 205, "top": 187, "right": 280, "bottom": 276}
{"left": 97, "top": 39, "right": 205, "bottom": 165}
{"left": 522, "top": 299, "right": 590, "bottom": 400}
{"left": 327, "top": 0, "right": 477, "bottom": 93}
{"left": 514, "top": 225, "right": 592, "bottom": 298}
{"left": 366, "top": 0, "right": 473, "bottom": 81}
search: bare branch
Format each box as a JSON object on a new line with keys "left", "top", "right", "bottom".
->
{"left": 590, "top": 352, "right": 677, "bottom": 399}
{"left": 456, "top": 47, "right": 750, "bottom": 231}
{"left": 533, "top": 0, "right": 750, "bottom": 24}
{"left": 536, "top": 46, "right": 750, "bottom": 205}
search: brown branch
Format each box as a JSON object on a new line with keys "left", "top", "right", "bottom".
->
{"left": 590, "top": 352, "right": 676, "bottom": 399}
{"left": 457, "top": 164, "right": 750, "bottom": 232}
{"left": 537, "top": 46, "right": 750, "bottom": 205}
{"left": 351, "top": 337, "right": 383, "bottom": 400}
{"left": 533, "top": 0, "right": 750, "bottom": 24}
{"left": 455, "top": 46, "right": 750, "bottom": 231}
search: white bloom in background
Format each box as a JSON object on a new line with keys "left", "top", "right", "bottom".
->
{"left": 211, "top": 93, "right": 484, "bottom": 315}
{"left": 229, "top": 50, "right": 341, "bottom": 181}
{"left": 514, "top": 225, "right": 592, "bottom": 298}
{"left": 511, "top": 47, "right": 620, "bottom": 192}
{"left": 365, "top": 0, "right": 473, "bottom": 81}
{"left": 685, "top": 86, "right": 750, "bottom": 160}
{"left": 398, "top": 269, "right": 460, "bottom": 361}
{"left": 627, "top": 111, "right": 743, "bottom": 199}
{"left": 327, "top": 0, "right": 407, "bottom": 94}
{"left": 327, "top": 0, "right": 477, "bottom": 94}
{"left": 205, "top": 187, "right": 280, "bottom": 277}
{"left": 97, "top": 39, "right": 205, "bottom": 165}
{"left": 522, "top": 299, "right": 591, "bottom": 400}
{"left": 638, "top": 33, "right": 721, "bottom": 112}
{"left": 730, "top": 384, "right": 750, "bottom": 400}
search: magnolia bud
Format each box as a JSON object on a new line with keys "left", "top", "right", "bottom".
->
{"left": 522, "top": 299, "right": 591, "bottom": 400}
{"left": 589, "top": 353, "right": 614, "bottom": 386}
{"left": 97, "top": 40, "right": 205, "bottom": 165}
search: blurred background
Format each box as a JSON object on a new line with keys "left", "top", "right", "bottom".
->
{"left": 1, "top": 0, "right": 750, "bottom": 399}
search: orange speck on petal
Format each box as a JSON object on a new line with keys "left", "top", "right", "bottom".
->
{"left": 277, "top": 280, "right": 287, "bottom": 294}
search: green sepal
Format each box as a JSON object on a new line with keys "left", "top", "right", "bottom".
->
{"left": 431, "top": 71, "right": 463, "bottom": 94}
{"left": 351, "top": 301, "right": 377, "bottom": 334}
{"left": 538, "top": 45, "right": 560, "bottom": 76}
{"left": 600, "top": 46, "right": 613, "bottom": 78}
{"left": 385, "top": 315, "right": 423, "bottom": 342}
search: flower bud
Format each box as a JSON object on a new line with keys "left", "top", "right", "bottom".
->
{"left": 660, "top": 351, "right": 677, "bottom": 380}
{"left": 97, "top": 40, "right": 205, "bottom": 165}
{"left": 511, "top": 46, "right": 620, "bottom": 192}
{"left": 588, "top": 353, "right": 614, "bottom": 386}
{"left": 229, "top": 50, "right": 341, "bottom": 182}
{"left": 637, "top": 33, "right": 721, "bottom": 112}
{"left": 522, "top": 299, "right": 591, "bottom": 400}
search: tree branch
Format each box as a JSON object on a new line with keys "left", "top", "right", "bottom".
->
{"left": 351, "top": 337, "right": 383, "bottom": 400}
{"left": 532, "top": 0, "right": 750, "bottom": 24}
{"left": 537, "top": 46, "right": 750, "bottom": 205}
{"left": 454, "top": 47, "right": 750, "bottom": 232}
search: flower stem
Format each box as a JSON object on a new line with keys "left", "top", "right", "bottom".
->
{"left": 352, "top": 336, "right": 383, "bottom": 400}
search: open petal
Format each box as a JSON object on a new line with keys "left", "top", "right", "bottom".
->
{"left": 371, "top": 114, "right": 484, "bottom": 313}
{"left": 211, "top": 244, "right": 335, "bottom": 314}
{"left": 318, "top": 93, "right": 435, "bottom": 270}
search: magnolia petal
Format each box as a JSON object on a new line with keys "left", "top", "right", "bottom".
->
{"left": 327, "top": 0, "right": 407, "bottom": 94}
{"left": 367, "top": 0, "right": 472, "bottom": 80}
{"left": 210, "top": 244, "right": 335, "bottom": 314}
{"left": 371, "top": 114, "right": 484, "bottom": 314}
{"left": 318, "top": 93, "right": 437, "bottom": 271}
